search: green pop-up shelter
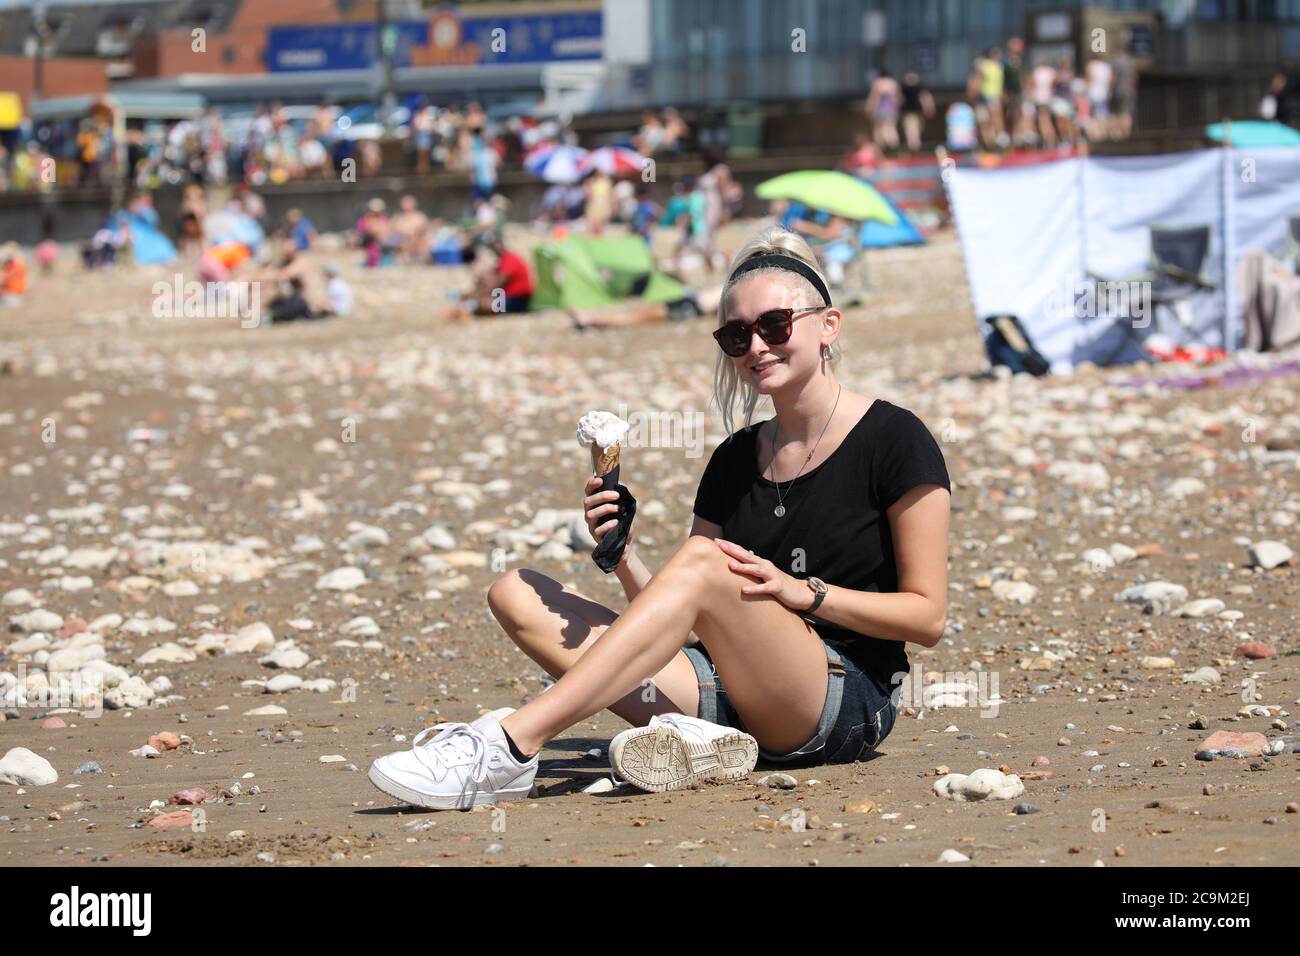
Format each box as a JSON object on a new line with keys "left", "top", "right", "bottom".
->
{"left": 531, "top": 234, "right": 689, "bottom": 310}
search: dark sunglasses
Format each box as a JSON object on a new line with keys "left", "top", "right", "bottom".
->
{"left": 712, "top": 307, "right": 824, "bottom": 357}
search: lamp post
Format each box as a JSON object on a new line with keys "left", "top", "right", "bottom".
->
{"left": 31, "top": 0, "right": 49, "bottom": 109}
{"left": 376, "top": 0, "right": 398, "bottom": 134}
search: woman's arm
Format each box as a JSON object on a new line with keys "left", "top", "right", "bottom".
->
{"left": 715, "top": 484, "right": 950, "bottom": 648}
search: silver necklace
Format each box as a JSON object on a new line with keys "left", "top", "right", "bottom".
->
{"left": 767, "top": 384, "right": 843, "bottom": 518}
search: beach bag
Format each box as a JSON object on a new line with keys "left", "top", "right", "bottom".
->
{"left": 982, "top": 314, "right": 1051, "bottom": 376}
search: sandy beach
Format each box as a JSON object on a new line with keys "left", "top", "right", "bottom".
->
{"left": 1, "top": 226, "right": 1297, "bottom": 867}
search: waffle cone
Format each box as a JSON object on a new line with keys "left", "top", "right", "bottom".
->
{"left": 590, "top": 443, "right": 620, "bottom": 478}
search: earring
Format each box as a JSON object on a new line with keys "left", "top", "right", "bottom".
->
{"left": 821, "top": 344, "right": 832, "bottom": 360}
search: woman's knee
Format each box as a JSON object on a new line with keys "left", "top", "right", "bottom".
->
{"left": 486, "top": 568, "right": 542, "bottom": 629}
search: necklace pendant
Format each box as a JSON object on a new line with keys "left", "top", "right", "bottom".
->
{"left": 774, "top": 504, "right": 786, "bottom": 518}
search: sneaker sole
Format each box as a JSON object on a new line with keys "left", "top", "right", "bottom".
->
{"left": 610, "top": 725, "right": 758, "bottom": 793}
{"left": 367, "top": 762, "right": 533, "bottom": 811}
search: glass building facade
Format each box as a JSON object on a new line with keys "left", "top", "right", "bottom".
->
{"left": 641, "top": 0, "right": 1300, "bottom": 106}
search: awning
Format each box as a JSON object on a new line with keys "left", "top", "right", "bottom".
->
{"left": 29, "top": 92, "right": 206, "bottom": 122}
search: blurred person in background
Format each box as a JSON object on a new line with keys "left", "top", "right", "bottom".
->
{"left": 1051, "top": 56, "right": 1078, "bottom": 146}
{"left": 841, "top": 134, "right": 880, "bottom": 173}
{"left": 1, "top": 242, "right": 28, "bottom": 307}
{"left": 1030, "top": 56, "right": 1058, "bottom": 147}
{"left": 446, "top": 233, "right": 534, "bottom": 320}
{"left": 1003, "top": 37, "right": 1033, "bottom": 146}
{"left": 635, "top": 109, "right": 665, "bottom": 155}
{"left": 972, "top": 48, "right": 1006, "bottom": 148}
{"left": 320, "top": 262, "right": 354, "bottom": 318}
{"left": 661, "top": 107, "right": 689, "bottom": 153}
{"left": 1085, "top": 54, "right": 1113, "bottom": 141}
{"left": 469, "top": 129, "right": 498, "bottom": 203}
{"left": 279, "top": 208, "right": 317, "bottom": 253}
{"left": 865, "top": 70, "right": 901, "bottom": 152}
{"left": 899, "top": 71, "right": 935, "bottom": 154}
{"left": 390, "top": 194, "right": 432, "bottom": 263}
{"left": 356, "top": 197, "right": 390, "bottom": 268}
{"left": 412, "top": 100, "right": 436, "bottom": 174}
{"left": 1110, "top": 48, "right": 1138, "bottom": 139}
{"left": 584, "top": 168, "right": 614, "bottom": 235}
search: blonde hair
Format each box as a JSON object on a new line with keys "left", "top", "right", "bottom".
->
{"left": 711, "top": 226, "right": 840, "bottom": 437}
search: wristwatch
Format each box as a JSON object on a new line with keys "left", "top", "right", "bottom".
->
{"left": 804, "top": 576, "right": 828, "bottom": 614}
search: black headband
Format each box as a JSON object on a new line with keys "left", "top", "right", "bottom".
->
{"left": 728, "top": 252, "right": 832, "bottom": 308}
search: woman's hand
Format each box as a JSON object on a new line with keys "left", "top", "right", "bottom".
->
{"left": 583, "top": 475, "right": 633, "bottom": 556}
{"left": 714, "top": 539, "right": 810, "bottom": 610}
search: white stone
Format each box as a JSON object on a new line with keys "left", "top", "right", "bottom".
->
{"left": 991, "top": 580, "right": 1037, "bottom": 604}
{"left": 1249, "top": 541, "right": 1293, "bottom": 570}
{"left": 0, "top": 747, "right": 58, "bottom": 787}
{"left": 226, "top": 622, "right": 276, "bottom": 654}
{"left": 135, "top": 642, "right": 198, "bottom": 665}
{"left": 2, "top": 588, "right": 37, "bottom": 607}
{"left": 259, "top": 646, "right": 310, "bottom": 670}
{"left": 244, "top": 704, "right": 288, "bottom": 717}
{"left": 316, "top": 567, "right": 366, "bottom": 591}
{"left": 340, "top": 616, "right": 380, "bottom": 637}
{"left": 1173, "top": 599, "right": 1226, "bottom": 619}
{"left": 11, "top": 609, "right": 63, "bottom": 633}
{"left": 1116, "top": 582, "right": 1188, "bottom": 612}
{"left": 1080, "top": 548, "right": 1116, "bottom": 571}
{"left": 103, "top": 676, "right": 155, "bottom": 710}
{"left": 934, "top": 768, "right": 1024, "bottom": 802}
{"left": 265, "top": 674, "right": 303, "bottom": 694}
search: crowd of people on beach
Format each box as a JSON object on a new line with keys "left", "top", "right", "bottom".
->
{"left": 0, "top": 97, "right": 568, "bottom": 195}
{"left": 864, "top": 36, "right": 1141, "bottom": 155}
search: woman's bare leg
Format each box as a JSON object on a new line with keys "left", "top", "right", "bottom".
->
{"left": 487, "top": 567, "right": 702, "bottom": 726}
{"left": 568, "top": 302, "right": 669, "bottom": 328}
{"left": 498, "top": 536, "right": 830, "bottom": 756}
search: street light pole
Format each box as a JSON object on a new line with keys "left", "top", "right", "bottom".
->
{"left": 32, "top": 0, "right": 49, "bottom": 109}
{"left": 376, "top": 0, "right": 397, "bottom": 133}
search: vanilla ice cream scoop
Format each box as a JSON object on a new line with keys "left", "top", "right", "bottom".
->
{"left": 575, "top": 410, "right": 630, "bottom": 453}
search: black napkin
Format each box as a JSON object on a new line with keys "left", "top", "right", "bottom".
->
{"left": 591, "top": 462, "right": 637, "bottom": 573}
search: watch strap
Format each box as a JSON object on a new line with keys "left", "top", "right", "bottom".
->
{"left": 806, "top": 579, "right": 827, "bottom": 614}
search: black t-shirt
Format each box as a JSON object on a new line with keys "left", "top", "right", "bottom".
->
{"left": 692, "top": 398, "right": 951, "bottom": 693}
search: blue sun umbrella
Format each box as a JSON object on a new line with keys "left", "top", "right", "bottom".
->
{"left": 1206, "top": 120, "right": 1300, "bottom": 148}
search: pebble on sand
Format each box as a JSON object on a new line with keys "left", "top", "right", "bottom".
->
{"left": 316, "top": 567, "right": 367, "bottom": 591}
{"left": 0, "top": 747, "right": 58, "bottom": 787}
{"left": 244, "top": 704, "right": 288, "bottom": 717}
{"left": 1195, "top": 731, "right": 1269, "bottom": 758}
{"left": 1233, "top": 642, "right": 1277, "bottom": 660}
{"left": 147, "top": 810, "right": 194, "bottom": 830}
{"left": 1248, "top": 540, "right": 1293, "bottom": 570}
{"left": 169, "top": 787, "right": 209, "bottom": 805}
{"left": 934, "top": 768, "right": 1025, "bottom": 802}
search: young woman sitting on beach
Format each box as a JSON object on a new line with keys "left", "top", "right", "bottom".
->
{"left": 369, "top": 226, "right": 952, "bottom": 808}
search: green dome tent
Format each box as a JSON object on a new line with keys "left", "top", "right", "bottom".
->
{"left": 531, "top": 234, "right": 689, "bottom": 311}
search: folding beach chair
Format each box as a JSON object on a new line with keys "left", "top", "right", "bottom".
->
{"left": 1084, "top": 224, "right": 1220, "bottom": 365}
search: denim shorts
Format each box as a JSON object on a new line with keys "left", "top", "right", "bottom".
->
{"left": 683, "top": 639, "right": 897, "bottom": 767}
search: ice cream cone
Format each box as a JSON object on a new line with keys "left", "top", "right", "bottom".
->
{"left": 590, "top": 442, "right": 620, "bottom": 479}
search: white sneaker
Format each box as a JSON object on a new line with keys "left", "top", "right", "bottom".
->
{"left": 609, "top": 713, "right": 758, "bottom": 793}
{"left": 368, "top": 707, "right": 538, "bottom": 810}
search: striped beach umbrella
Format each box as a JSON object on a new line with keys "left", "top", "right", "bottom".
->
{"left": 524, "top": 143, "right": 588, "bottom": 184}
{"left": 577, "top": 145, "right": 645, "bottom": 178}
